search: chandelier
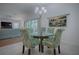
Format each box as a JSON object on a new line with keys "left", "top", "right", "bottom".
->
{"left": 35, "top": 6, "right": 47, "bottom": 16}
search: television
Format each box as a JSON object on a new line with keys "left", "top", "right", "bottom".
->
{"left": 1, "top": 22, "right": 12, "bottom": 29}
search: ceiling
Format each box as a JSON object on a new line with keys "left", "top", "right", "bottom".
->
{"left": 0, "top": 3, "right": 79, "bottom": 21}
{"left": 0, "top": 3, "right": 50, "bottom": 15}
{"left": 0, "top": 3, "right": 51, "bottom": 21}
{"left": 0, "top": 3, "right": 74, "bottom": 15}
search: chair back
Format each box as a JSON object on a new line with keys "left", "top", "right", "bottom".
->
{"left": 47, "top": 27, "right": 54, "bottom": 34}
{"left": 53, "top": 29, "right": 64, "bottom": 46}
{"left": 20, "top": 28, "right": 32, "bottom": 48}
{"left": 47, "top": 27, "right": 55, "bottom": 39}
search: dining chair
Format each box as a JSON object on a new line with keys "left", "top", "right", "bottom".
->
{"left": 43, "top": 27, "right": 55, "bottom": 46}
{"left": 20, "top": 28, "right": 40, "bottom": 55}
{"left": 47, "top": 27, "right": 55, "bottom": 33}
{"left": 43, "top": 29, "right": 64, "bottom": 55}
{"left": 46, "top": 27, "right": 55, "bottom": 39}
{"left": 41, "top": 27, "right": 54, "bottom": 35}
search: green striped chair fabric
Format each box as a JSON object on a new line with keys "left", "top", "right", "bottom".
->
{"left": 43, "top": 29, "right": 64, "bottom": 48}
{"left": 42, "top": 29, "right": 64, "bottom": 54}
{"left": 21, "top": 28, "right": 40, "bottom": 48}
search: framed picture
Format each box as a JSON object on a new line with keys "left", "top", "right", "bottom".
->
{"left": 49, "top": 15, "right": 67, "bottom": 27}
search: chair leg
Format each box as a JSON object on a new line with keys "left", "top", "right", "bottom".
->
{"left": 53, "top": 48, "right": 56, "bottom": 55}
{"left": 41, "top": 45, "right": 44, "bottom": 53}
{"left": 47, "top": 46, "right": 50, "bottom": 48}
{"left": 28, "top": 48, "right": 31, "bottom": 55}
{"left": 58, "top": 45, "right": 60, "bottom": 54}
{"left": 22, "top": 45, "right": 25, "bottom": 54}
{"left": 39, "top": 44, "right": 40, "bottom": 52}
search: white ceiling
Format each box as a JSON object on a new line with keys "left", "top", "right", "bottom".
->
{"left": 0, "top": 3, "right": 51, "bottom": 21}
{"left": 0, "top": 3, "right": 79, "bottom": 21}
{"left": 0, "top": 3, "right": 75, "bottom": 15}
{"left": 0, "top": 3, "right": 50, "bottom": 15}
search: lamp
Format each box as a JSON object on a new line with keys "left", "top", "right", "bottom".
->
{"left": 35, "top": 6, "right": 47, "bottom": 16}
{"left": 35, "top": 6, "right": 47, "bottom": 35}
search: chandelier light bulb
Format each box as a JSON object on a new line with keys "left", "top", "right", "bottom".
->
{"left": 41, "top": 7, "right": 45, "bottom": 10}
{"left": 35, "top": 7, "right": 39, "bottom": 14}
{"left": 44, "top": 9, "right": 47, "bottom": 13}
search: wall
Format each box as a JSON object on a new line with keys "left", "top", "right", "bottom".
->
{"left": 0, "top": 29, "right": 21, "bottom": 39}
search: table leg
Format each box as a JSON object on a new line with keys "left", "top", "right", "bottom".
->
{"left": 39, "top": 44, "right": 41, "bottom": 52}
{"left": 22, "top": 45, "right": 25, "bottom": 54}
{"left": 40, "top": 38, "right": 44, "bottom": 53}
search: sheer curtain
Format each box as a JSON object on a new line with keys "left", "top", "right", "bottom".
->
{"left": 26, "top": 19, "right": 38, "bottom": 34}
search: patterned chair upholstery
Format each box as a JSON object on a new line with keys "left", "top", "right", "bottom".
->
{"left": 20, "top": 28, "right": 40, "bottom": 55}
{"left": 43, "top": 27, "right": 55, "bottom": 46}
{"left": 43, "top": 29, "right": 64, "bottom": 55}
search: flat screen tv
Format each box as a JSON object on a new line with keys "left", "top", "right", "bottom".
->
{"left": 1, "top": 22, "right": 12, "bottom": 29}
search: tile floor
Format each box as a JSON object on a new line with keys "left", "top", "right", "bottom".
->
{"left": 0, "top": 42, "right": 79, "bottom": 55}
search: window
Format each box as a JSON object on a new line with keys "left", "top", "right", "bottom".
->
{"left": 13, "top": 22, "right": 19, "bottom": 29}
{"left": 26, "top": 20, "right": 38, "bottom": 33}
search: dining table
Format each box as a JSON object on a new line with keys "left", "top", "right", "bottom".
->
{"left": 32, "top": 32, "right": 53, "bottom": 53}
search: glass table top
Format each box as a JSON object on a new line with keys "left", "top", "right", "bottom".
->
{"left": 31, "top": 32, "right": 53, "bottom": 36}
